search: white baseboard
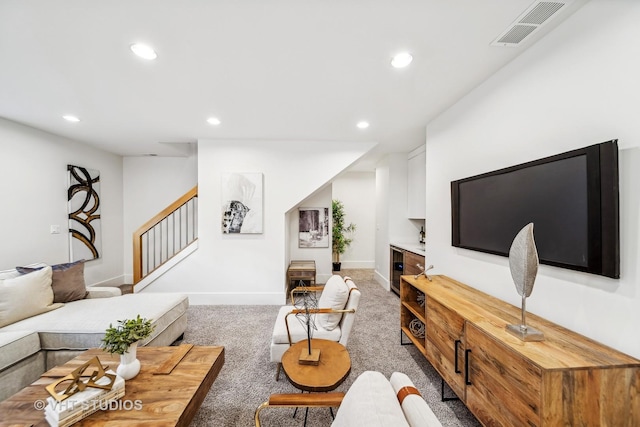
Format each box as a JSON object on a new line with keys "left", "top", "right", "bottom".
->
{"left": 374, "top": 269, "right": 390, "bottom": 291}
{"left": 316, "top": 273, "right": 333, "bottom": 284}
{"left": 340, "top": 260, "right": 375, "bottom": 269}
{"left": 90, "top": 275, "right": 125, "bottom": 287}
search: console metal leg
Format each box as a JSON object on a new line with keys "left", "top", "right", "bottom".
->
{"left": 400, "top": 330, "right": 413, "bottom": 345}
{"left": 441, "top": 378, "right": 459, "bottom": 402}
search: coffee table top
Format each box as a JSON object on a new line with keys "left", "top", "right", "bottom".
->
{"left": 281, "top": 339, "right": 350, "bottom": 392}
{"left": 0, "top": 344, "right": 224, "bottom": 427}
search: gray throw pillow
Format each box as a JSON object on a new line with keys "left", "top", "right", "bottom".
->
{"left": 16, "top": 260, "right": 88, "bottom": 303}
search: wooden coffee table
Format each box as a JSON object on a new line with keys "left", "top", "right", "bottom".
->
{"left": 0, "top": 344, "right": 224, "bottom": 426}
{"left": 281, "top": 339, "right": 350, "bottom": 392}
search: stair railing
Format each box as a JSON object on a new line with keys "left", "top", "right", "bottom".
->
{"left": 133, "top": 186, "right": 198, "bottom": 285}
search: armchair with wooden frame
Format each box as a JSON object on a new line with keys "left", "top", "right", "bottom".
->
{"left": 255, "top": 371, "right": 443, "bottom": 427}
{"left": 269, "top": 275, "right": 361, "bottom": 380}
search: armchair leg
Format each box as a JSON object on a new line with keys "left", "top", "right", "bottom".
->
{"left": 276, "top": 363, "right": 282, "bottom": 381}
{"left": 255, "top": 392, "right": 345, "bottom": 427}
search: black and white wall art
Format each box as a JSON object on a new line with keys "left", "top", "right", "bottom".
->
{"left": 67, "top": 164, "right": 102, "bottom": 261}
{"left": 221, "top": 172, "right": 263, "bottom": 234}
{"left": 298, "top": 207, "right": 329, "bottom": 248}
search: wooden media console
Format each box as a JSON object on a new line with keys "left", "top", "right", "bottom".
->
{"left": 400, "top": 274, "right": 640, "bottom": 427}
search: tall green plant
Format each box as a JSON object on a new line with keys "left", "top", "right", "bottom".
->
{"left": 332, "top": 199, "right": 356, "bottom": 263}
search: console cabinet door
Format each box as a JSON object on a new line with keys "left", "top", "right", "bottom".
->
{"left": 465, "top": 322, "right": 543, "bottom": 427}
{"left": 426, "top": 298, "right": 466, "bottom": 399}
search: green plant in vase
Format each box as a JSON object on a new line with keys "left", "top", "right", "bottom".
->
{"left": 332, "top": 199, "right": 356, "bottom": 272}
{"left": 102, "top": 315, "right": 154, "bottom": 380}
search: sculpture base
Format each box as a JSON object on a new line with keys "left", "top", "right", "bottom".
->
{"left": 299, "top": 349, "right": 321, "bottom": 365}
{"left": 506, "top": 324, "right": 544, "bottom": 342}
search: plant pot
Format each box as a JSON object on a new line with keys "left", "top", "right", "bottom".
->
{"left": 117, "top": 341, "right": 141, "bottom": 380}
{"left": 332, "top": 262, "right": 341, "bottom": 272}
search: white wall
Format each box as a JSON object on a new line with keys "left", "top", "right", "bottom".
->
{"left": 0, "top": 118, "right": 124, "bottom": 286}
{"left": 288, "top": 185, "right": 333, "bottom": 283}
{"left": 425, "top": 0, "right": 640, "bottom": 358}
{"left": 374, "top": 158, "right": 390, "bottom": 288}
{"left": 332, "top": 172, "right": 376, "bottom": 269}
{"left": 142, "top": 139, "right": 375, "bottom": 304}
{"left": 373, "top": 153, "right": 425, "bottom": 289}
{"left": 122, "top": 152, "right": 198, "bottom": 282}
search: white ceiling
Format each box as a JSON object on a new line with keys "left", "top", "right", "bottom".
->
{"left": 0, "top": 1, "right": 587, "bottom": 169}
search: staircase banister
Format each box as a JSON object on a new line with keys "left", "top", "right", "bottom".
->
{"left": 133, "top": 185, "right": 198, "bottom": 240}
{"left": 132, "top": 185, "right": 198, "bottom": 285}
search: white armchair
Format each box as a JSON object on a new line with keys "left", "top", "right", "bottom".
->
{"left": 255, "top": 371, "right": 443, "bottom": 427}
{"left": 270, "top": 275, "right": 361, "bottom": 380}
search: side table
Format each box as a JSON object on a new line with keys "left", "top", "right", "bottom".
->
{"left": 281, "top": 339, "right": 350, "bottom": 426}
{"left": 281, "top": 339, "right": 350, "bottom": 392}
{"left": 286, "top": 260, "right": 316, "bottom": 297}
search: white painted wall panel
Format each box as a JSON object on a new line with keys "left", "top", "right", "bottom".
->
{"left": 426, "top": 0, "right": 640, "bottom": 358}
{"left": 143, "top": 139, "right": 375, "bottom": 304}
{"left": 0, "top": 118, "right": 123, "bottom": 286}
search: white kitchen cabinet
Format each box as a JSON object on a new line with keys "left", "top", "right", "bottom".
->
{"left": 407, "top": 145, "right": 426, "bottom": 219}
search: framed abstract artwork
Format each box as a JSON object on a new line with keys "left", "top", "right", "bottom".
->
{"left": 298, "top": 207, "right": 329, "bottom": 248}
{"left": 67, "top": 165, "right": 102, "bottom": 261}
{"left": 221, "top": 172, "right": 263, "bottom": 234}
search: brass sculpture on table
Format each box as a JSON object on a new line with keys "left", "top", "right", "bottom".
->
{"left": 506, "top": 223, "right": 544, "bottom": 342}
{"left": 414, "top": 264, "right": 434, "bottom": 281}
{"left": 45, "top": 356, "right": 116, "bottom": 402}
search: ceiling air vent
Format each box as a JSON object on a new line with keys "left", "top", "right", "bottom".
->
{"left": 491, "top": 1, "right": 568, "bottom": 47}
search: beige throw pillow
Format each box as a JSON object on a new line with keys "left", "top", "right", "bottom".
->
{"left": 317, "top": 275, "right": 350, "bottom": 331}
{"left": 0, "top": 266, "right": 63, "bottom": 328}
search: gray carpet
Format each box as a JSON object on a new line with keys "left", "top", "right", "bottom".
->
{"left": 185, "top": 269, "right": 480, "bottom": 427}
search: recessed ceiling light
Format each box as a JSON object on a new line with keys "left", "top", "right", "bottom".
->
{"left": 391, "top": 52, "right": 413, "bottom": 68}
{"left": 130, "top": 43, "right": 157, "bottom": 60}
{"left": 207, "top": 117, "right": 221, "bottom": 126}
{"left": 62, "top": 115, "right": 80, "bottom": 123}
{"left": 356, "top": 121, "right": 370, "bottom": 129}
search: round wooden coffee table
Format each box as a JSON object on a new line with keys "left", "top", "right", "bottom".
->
{"left": 282, "top": 338, "right": 351, "bottom": 392}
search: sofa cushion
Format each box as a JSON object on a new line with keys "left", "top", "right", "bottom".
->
{"left": 332, "top": 371, "right": 409, "bottom": 427}
{"left": 0, "top": 267, "right": 63, "bottom": 328}
{"left": 0, "top": 268, "right": 20, "bottom": 280}
{"left": 85, "top": 286, "right": 122, "bottom": 299}
{"left": 272, "top": 305, "right": 342, "bottom": 345}
{"left": 317, "top": 275, "right": 349, "bottom": 331}
{"left": 390, "top": 372, "right": 442, "bottom": 427}
{"left": 0, "top": 330, "right": 42, "bottom": 371}
{"left": 17, "top": 260, "right": 88, "bottom": 303}
{"left": 1, "top": 293, "right": 189, "bottom": 350}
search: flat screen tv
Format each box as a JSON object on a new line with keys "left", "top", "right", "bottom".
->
{"left": 451, "top": 140, "right": 619, "bottom": 279}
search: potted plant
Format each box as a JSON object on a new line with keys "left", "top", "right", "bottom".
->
{"left": 102, "top": 315, "right": 154, "bottom": 380}
{"left": 332, "top": 199, "right": 356, "bottom": 272}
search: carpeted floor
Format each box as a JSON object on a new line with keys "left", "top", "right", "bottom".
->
{"left": 185, "top": 269, "right": 481, "bottom": 426}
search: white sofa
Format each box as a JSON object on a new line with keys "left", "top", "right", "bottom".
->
{"left": 0, "top": 264, "right": 188, "bottom": 401}
{"left": 255, "top": 370, "right": 443, "bottom": 427}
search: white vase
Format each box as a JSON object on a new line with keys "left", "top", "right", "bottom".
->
{"left": 116, "top": 342, "right": 141, "bottom": 380}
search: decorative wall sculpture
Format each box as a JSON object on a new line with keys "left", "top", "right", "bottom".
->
{"left": 221, "top": 172, "right": 263, "bottom": 234}
{"left": 67, "top": 165, "right": 102, "bottom": 261}
{"left": 298, "top": 207, "right": 329, "bottom": 248}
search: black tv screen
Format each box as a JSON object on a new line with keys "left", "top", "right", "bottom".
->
{"left": 451, "top": 140, "right": 619, "bottom": 279}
